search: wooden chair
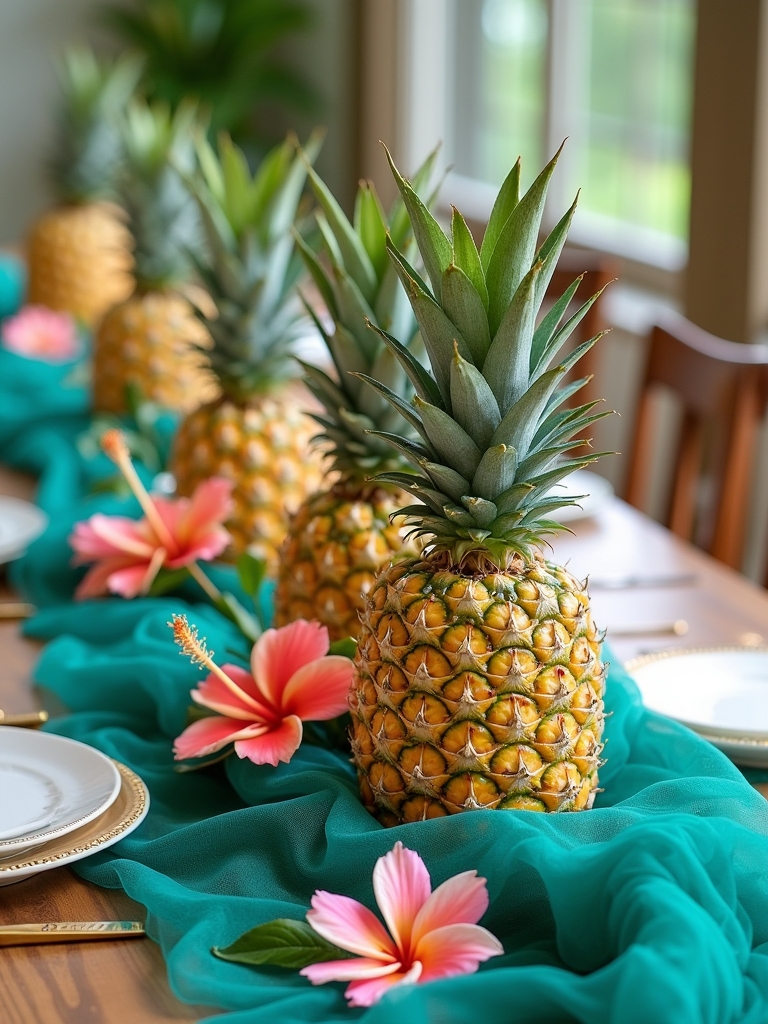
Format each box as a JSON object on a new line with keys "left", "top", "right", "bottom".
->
{"left": 545, "top": 249, "right": 618, "bottom": 404}
{"left": 625, "top": 310, "right": 768, "bottom": 569}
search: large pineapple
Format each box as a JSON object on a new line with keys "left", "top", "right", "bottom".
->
{"left": 93, "top": 99, "right": 212, "bottom": 414}
{"left": 350, "top": 148, "right": 612, "bottom": 825}
{"left": 27, "top": 47, "right": 139, "bottom": 326}
{"left": 171, "top": 132, "right": 324, "bottom": 567}
{"left": 275, "top": 154, "right": 440, "bottom": 641}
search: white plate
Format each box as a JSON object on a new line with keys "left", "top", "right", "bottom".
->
{"left": 0, "top": 761, "right": 149, "bottom": 885}
{"left": 547, "top": 470, "right": 614, "bottom": 524}
{"left": 626, "top": 647, "right": 768, "bottom": 767}
{"left": 0, "top": 495, "right": 47, "bottom": 564}
{"left": 0, "top": 728, "right": 121, "bottom": 854}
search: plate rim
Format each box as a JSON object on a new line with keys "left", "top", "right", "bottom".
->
{"left": 550, "top": 470, "right": 614, "bottom": 524}
{"left": 625, "top": 644, "right": 768, "bottom": 743}
{"left": 0, "top": 761, "right": 149, "bottom": 882}
{"left": 0, "top": 495, "right": 48, "bottom": 563}
{"left": 0, "top": 728, "right": 122, "bottom": 851}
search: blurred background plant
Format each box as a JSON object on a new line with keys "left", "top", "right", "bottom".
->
{"left": 101, "top": 0, "right": 318, "bottom": 160}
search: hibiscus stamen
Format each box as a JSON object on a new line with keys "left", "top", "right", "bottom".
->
{"left": 101, "top": 429, "right": 178, "bottom": 552}
{"left": 169, "top": 613, "right": 262, "bottom": 710}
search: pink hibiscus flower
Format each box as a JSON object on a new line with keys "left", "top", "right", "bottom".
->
{"left": 2, "top": 305, "right": 79, "bottom": 362}
{"left": 172, "top": 617, "right": 354, "bottom": 766}
{"left": 301, "top": 841, "right": 503, "bottom": 1007}
{"left": 69, "top": 429, "right": 232, "bottom": 599}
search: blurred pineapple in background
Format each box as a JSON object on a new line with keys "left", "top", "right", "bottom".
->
{"left": 27, "top": 47, "right": 139, "bottom": 326}
{"left": 170, "top": 131, "right": 325, "bottom": 568}
{"left": 93, "top": 99, "right": 213, "bottom": 414}
{"left": 274, "top": 153, "right": 440, "bottom": 641}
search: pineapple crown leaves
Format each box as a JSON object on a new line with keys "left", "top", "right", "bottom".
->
{"left": 183, "top": 128, "right": 324, "bottom": 399}
{"left": 295, "top": 147, "right": 442, "bottom": 481}
{"left": 360, "top": 144, "right": 615, "bottom": 567}
{"left": 118, "top": 98, "right": 205, "bottom": 290}
{"left": 50, "top": 46, "right": 144, "bottom": 204}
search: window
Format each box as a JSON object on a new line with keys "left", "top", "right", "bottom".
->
{"left": 445, "top": 0, "right": 695, "bottom": 271}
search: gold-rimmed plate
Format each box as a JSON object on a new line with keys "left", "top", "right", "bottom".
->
{"left": 626, "top": 646, "right": 768, "bottom": 767}
{"left": 0, "top": 761, "right": 149, "bottom": 886}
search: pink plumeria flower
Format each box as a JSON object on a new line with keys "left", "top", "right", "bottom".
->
{"left": 69, "top": 429, "right": 232, "bottom": 599}
{"left": 172, "top": 617, "right": 354, "bottom": 766}
{"left": 301, "top": 841, "right": 503, "bottom": 1007}
{"left": 2, "top": 305, "right": 79, "bottom": 362}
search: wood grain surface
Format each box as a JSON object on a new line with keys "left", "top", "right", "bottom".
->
{"left": 2, "top": 467, "right": 768, "bottom": 1019}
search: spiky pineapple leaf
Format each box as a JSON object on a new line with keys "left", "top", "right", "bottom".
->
{"left": 451, "top": 208, "right": 489, "bottom": 310}
{"left": 479, "top": 158, "right": 521, "bottom": 271}
{"left": 440, "top": 264, "right": 491, "bottom": 366}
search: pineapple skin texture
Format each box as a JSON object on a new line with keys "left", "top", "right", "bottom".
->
{"left": 275, "top": 486, "right": 418, "bottom": 643}
{"left": 171, "top": 392, "right": 324, "bottom": 570}
{"left": 350, "top": 555, "right": 606, "bottom": 825}
{"left": 92, "top": 290, "right": 214, "bottom": 415}
{"left": 27, "top": 202, "right": 133, "bottom": 326}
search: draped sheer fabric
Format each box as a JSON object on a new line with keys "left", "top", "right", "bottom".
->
{"left": 4, "top": 345, "right": 768, "bottom": 1024}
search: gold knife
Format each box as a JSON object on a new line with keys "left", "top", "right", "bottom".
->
{"left": 0, "top": 710, "right": 48, "bottom": 728}
{"left": 0, "top": 922, "right": 145, "bottom": 947}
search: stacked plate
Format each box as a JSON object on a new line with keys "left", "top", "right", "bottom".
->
{"left": 626, "top": 647, "right": 768, "bottom": 767}
{"left": 0, "top": 728, "right": 149, "bottom": 885}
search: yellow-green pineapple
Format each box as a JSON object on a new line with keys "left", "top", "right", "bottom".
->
{"left": 350, "top": 148, "right": 612, "bottom": 825}
{"left": 275, "top": 155, "right": 440, "bottom": 641}
{"left": 27, "top": 47, "right": 138, "bottom": 325}
{"left": 93, "top": 99, "right": 212, "bottom": 414}
{"left": 171, "top": 132, "right": 324, "bottom": 567}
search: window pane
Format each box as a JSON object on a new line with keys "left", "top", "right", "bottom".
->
{"left": 581, "top": 0, "right": 694, "bottom": 240}
{"left": 452, "top": 0, "right": 548, "bottom": 185}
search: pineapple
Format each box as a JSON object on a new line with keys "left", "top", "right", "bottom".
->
{"left": 171, "top": 131, "right": 325, "bottom": 567}
{"left": 27, "top": 47, "right": 139, "bottom": 326}
{"left": 349, "top": 147, "right": 613, "bottom": 824}
{"left": 275, "top": 154, "right": 441, "bottom": 641}
{"left": 93, "top": 99, "right": 212, "bottom": 414}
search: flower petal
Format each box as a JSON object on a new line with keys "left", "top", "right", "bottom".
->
{"left": 106, "top": 563, "right": 154, "bottom": 599}
{"left": 74, "top": 556, "right": 139, "bottom": 599}
{"left": 177, "top": 477, "right": 234, "bottom": 542}
{"left": 173, "top": 716, "right": 268, "bottom": 760}
{"left": 372, "top": 842, "right": 431, "bottom": 959}
{"left": 195, "top": 665, "right": 275, "bottom": 719}
{"left": 234, "top": 714, "right": 303, "bottom": 766}
{"left": 411, "top": 870, "right": 489, "bottom": 945}
{"left": 307, "top": 890, "right": 397, "bottom": 960}
{"left": 344, "top": 961, "right": 423, "bottom": 1007}
{"left": 414, "top": 923, "right": 504, "bottom": 982}
{"left": 89, "top": 514, "right": 159, "bottom": 558}
{"left": 301, "top": 958, "right": 401, "bottom": 985}
{"left": 281, "top": 656, "right": 354, "bottom": 720}
{"left": 250, "top": 620, "right": 329, "bottom": 706}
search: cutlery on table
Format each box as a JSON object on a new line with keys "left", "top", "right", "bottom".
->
{"left": 0, "top": 922, "right": 145, "bottom": 947}
{"left": 608, "top": 620, "right": 689, "bottom": 637}
{"left": 589, "top": 573, "right": 698, "bottom": 590}
{"left": 0, "top": 710, "right": 48, "bottom": 728}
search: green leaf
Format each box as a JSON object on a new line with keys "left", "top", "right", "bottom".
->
{"left": 212, "top": 918, "right": 346, "bottom": 969}
{"left": 384, "top": 145, "right": 452, "bottom": 294}
{"left": 470, "top": 444, "right": 518, "bottom": 500}
{"left": 355, "top": 182, "right": 388, "bottom": 280}
{"left": 529, "top": 275, "right": 583, "bottom": 373}
{"left": 461, "top": 495, "right": 498, "bottom": 527}
{"left": 366, "top": 320, "right": 444, "bottom": 408}
{"left": 451, "top": 208, "right": 488, "bottom": 310}
{"left": 482, "top": 259, "right": 542, "bottom": 413}
{"left": 531, "top": 290, "right": 607, "bottom": 380}
{"left": 307, "top": 163, "right": 378, "bottom": 302}
{"left": 148, "top": 567, "right": 189, "bottom": 597}
{"left": 440, "top": 264, "right": 491, "bottom": 366}
{"left": 293, "top": 229, "right": 338, "bottom": 321}
{"left": 329, "top": 636, "right": 358, "bottom": 660}
{"left": 420, "top": 461, "right": 471, "bottom": 503}
{"left": 215, "top": 592, "right": 262, "bottom": 643}
{"left": 449, "top": 346, "right": 500, "bottom": 449}
{"left": 414, "top": 397, "right": 483, "bottom": 478}
{"left": 353, "top": 373, "right": 427, "bottom": 440}
{"left": 389, "top": 143, "right": 441, "bottom": 247}
{"left": 485, "top": 145, "right": 562, "bottom": 335}
{"left": 533, "top": 194, "right": 579, "bottom": 310}
{"left": 237, "top": 553, "right": 266, "bottom": 600}
{"left": 480, "top": 158, "right": 521, "bottom": 270}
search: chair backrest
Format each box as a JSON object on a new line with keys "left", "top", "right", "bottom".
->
{"left": 545, "top": 249, "right": 617, "bottom": 404}
{"left": 625, "top": 310, "right": 768, "bottom": 569}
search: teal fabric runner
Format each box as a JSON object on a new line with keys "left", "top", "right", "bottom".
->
{"left": 4, "top": 342, "right": 768, "bottom": 1024}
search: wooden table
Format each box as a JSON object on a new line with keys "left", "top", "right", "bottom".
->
{"left": 2, "top": 468, "right": 768, "bottom": 1021}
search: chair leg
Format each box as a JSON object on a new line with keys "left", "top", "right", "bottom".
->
{"left": 625, "top": 387, "right": 656, "bottom": 511}
{"left": 669, "top": 412, "right": 704, "bottom": 540}
{"left": 712, "top": 378, "right": 760, "bottom": 568}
